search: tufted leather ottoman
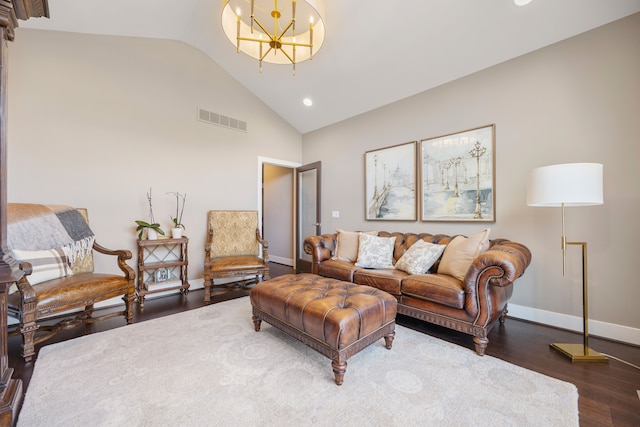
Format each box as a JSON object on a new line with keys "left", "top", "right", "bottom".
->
{"left": 249, "top": 273, "right": 397, "bottom": 385}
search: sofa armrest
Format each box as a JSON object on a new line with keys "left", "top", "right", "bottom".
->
{"left": 463, "top": 240, "right": 532, "bottom": 325}
{"left": 93, "top": 241, "right": 135, "bottom": 280}
{"left": 303, "top": 234, "right": 337, "bottom": 274}
{"left": 255, "top": 228, "right": 270, "bottom": 263}
{"left": 16, "top": 262, "right": 36, "bottom": 303}
{"left": 467, "top": 240, "right": 532, "bottom": 288}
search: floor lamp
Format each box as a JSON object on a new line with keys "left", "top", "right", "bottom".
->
{"left": 527, "top": 163, "right": 607, "bottom": 362}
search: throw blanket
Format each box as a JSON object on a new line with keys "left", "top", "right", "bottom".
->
{"left": 7, "top": 204, "right": 95, "bottom": 263}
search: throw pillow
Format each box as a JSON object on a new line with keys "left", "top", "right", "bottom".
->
{"left": 355, "top": 233, "right": 396, "bottom": 269}
{"left": 11, "top": 247, "right": 73, "bottom": 288}
{"left": 437, "top": 229, "right": 491, "bottom": 281}
{"left": 395, "top": 239, "right": 447, "bottom": 275}
{"left": 332, "top": 229, "right": 378, "bottom": 262}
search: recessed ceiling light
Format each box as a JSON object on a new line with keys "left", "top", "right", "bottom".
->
{"left": 514, "top": 0, "right": 533, "bottom": 5}
{"left": 303, "top": 98, "right": 313, "bottom": 107}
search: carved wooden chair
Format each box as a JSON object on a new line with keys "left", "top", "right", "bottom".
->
{"left": 203, "top": 210, "right": 270, "bottom": 303}
{"left": 7, "top": 204, "right": 135, "bottom": 362}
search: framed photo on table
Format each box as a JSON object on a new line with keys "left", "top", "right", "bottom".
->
{"left": 419, "top": 124, "right": 495, "bottom": 222}
{"left": 364, "top": 141, "right": 417, "bottom": 221}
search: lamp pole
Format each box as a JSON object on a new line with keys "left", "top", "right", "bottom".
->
{"left": 469, "top": 141, "right": 486, "bottom": 219}
{"left": 373, "top": 154, "right": 378, "bottom": 199}
{"left": 452, "top": 156, "right": 461, "bottom": 197}
{"left": 442, "top": 160, "right": 452, "bottom": 190}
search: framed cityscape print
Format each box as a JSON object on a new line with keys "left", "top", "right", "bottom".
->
{"left": 365, "top": 141, "right": 417, "bottom": 221}
{"left": 419, "top": 124, "right": 495, "bottom": 222}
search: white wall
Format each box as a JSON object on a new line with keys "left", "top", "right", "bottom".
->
{"left": 6, "top": 16, "right": 640, "bottom": 344}
{"left": 302, "top": 14, "right": 640, "bottom": 343}
{"left": 7, "top": 29, "right": 302, "bottom": 283}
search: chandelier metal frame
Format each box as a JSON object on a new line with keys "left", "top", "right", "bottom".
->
{"left": 221, "top": 0, "right": 325, "bottom": 73}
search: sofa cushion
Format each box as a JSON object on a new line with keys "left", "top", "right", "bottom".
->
{"left": 332, "top": 229, "right": 378, "bottom": 262}
{"left": 395, "top": 240, "right": 446, "bottom": 275}
{"left": 7, "top": 273, "right": 130, "bottom": 316}
{"left": 437, "top": 229, "right": 491, "bottom": 281}
{"left": 401, "top": 274, "right": 465, "bottom": 309}
{"left": 11, "top": 247, "right": 73, "bottom": 287}
{"left": 355, "top": 233, "right": 396, "bottom": 269}
{"left": 353, "top": 268, "right": 407, "bottom": 296}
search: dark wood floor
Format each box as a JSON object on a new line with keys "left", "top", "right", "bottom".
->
{"left": 8, "top": 263, "right": 640, "bottom": 426}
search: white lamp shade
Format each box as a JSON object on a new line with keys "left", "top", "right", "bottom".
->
{"left": 527, "top": 163, "right": 603, "bottom": 207}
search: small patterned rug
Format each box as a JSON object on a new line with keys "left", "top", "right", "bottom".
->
{"left": 19, "top": 297, "right": 578, "bottom": 426}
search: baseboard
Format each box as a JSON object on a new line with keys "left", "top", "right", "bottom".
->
{"left": 508, "top": 303, "right": 640, "bottom": 346}
{"left": 269, "top": 255, "right": 293, "bottom": 266}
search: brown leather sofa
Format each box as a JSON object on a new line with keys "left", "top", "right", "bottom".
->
{"left": 304, "top": 231, "right": 531, "bottom": 355}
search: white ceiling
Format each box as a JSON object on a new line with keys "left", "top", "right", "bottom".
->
{"left": 18, "top": 0, "right": 640, "bottom": 134}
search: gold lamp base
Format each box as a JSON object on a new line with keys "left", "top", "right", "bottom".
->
{"left": 550, "top": 343, "right": 608, "bottom": 362}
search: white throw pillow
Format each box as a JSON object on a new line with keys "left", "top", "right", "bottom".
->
{"left": 11, "top": 247, "right": 73, "bottom": 289}
{"left": 395, "top": 239, "right": 446, "bottom": 275}
{"left": 355, "top": 233, "right": 396, "bottom": 269}
{"left": 437, "top": 229, "right": 491, "bottom": 281}
{"left": 332, "top": 229, "right": 378, "bottom": 262}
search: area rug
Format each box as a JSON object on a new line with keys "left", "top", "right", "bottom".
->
{"left": 18, "top": 297, "right": 578, "bottom": 427}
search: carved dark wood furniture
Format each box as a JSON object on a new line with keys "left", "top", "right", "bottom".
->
{"left": 7, "top": 206, "right": 135, "bottom": 363}
{"left": 203, "top": 210, "right": 270, "bottom": 303}
{"left": 136, "top": 236, "right": 189, "bottom": 307}
{"left": 250, "top": 273, "right": 397, "bottom": 385}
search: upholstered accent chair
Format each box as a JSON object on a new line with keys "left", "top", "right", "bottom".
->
{"left": 203, "top": 210, "right": 270, "bottom": 303}
{"left": 7, "top": 205, "right": 135, "bottom": 362}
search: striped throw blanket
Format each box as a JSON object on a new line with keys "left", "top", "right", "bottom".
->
{"left": 7, "top": 203, "right": 95, "bottom": 263}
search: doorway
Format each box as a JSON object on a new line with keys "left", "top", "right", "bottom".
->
{"left": 262, "top": 163, "right": 295, "bottom": 266}
{"left": 259, "top": 157, "right": 321, "bottom": 272}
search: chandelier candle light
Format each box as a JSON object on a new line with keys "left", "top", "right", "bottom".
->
{"left": 527, "top": 162, "right": 607, "bottom": 362}
{"left": 221, "top": 0, "right": 325, "bottom": 73}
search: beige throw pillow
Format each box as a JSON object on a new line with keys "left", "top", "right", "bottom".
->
{"left": 355, "top": 233, "right": 396, "bottom": 269}
{"left": 332, "top": 229, "right": 378, "bottom": 262}
{"left": 395, "top": 239, "right": 446, "bottom": 275}
{"left": 437, "top": 229, "right": 491, "bottom": 281}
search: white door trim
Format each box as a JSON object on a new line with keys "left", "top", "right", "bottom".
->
{"left": 258, "top": 157, "right": 302, "bottom": 267}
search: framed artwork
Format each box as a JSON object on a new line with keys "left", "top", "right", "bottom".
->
{"left": 365, "top": 141, "right": 417, "bottom": 221}
{"left": 419, "top": 124, "right": 495, "bottom": 222}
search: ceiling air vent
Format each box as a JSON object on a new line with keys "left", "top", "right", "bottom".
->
{"left": 197, "top": 107, "right": 247, "bottom": 133}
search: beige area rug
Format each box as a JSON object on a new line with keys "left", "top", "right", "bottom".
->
{"left": 19, "top": 297, "right": 578, "bottom": 427}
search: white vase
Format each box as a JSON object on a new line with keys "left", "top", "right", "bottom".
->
{"left": 171, "top": 228, "right": 183, "bottom": 238}
{"left": 147, "top": 228, "right": 159, "bottom": 240}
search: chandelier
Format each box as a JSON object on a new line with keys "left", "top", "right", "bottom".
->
{"left": 221, "top": 0, "right": 326, "bottom": 74}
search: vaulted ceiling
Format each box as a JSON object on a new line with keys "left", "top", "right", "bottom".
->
{"left": 19, "top": 0, "right": 640, "bottom": 134}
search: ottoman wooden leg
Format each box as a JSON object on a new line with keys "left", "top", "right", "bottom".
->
{"left": 252, "top": 315, "right": 262, "bottom": 332}
{"left": 331, "top": 357, "right": 347, "bottom": 386}
{"left": 384, "top": 331, "right": 396, "bottom": 350}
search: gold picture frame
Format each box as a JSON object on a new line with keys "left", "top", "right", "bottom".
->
{"left": 365, "top": 141, "right": 417, "bottom": 221}
{"left": 419, "top": 124, "right": 496, "bottom": 222}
